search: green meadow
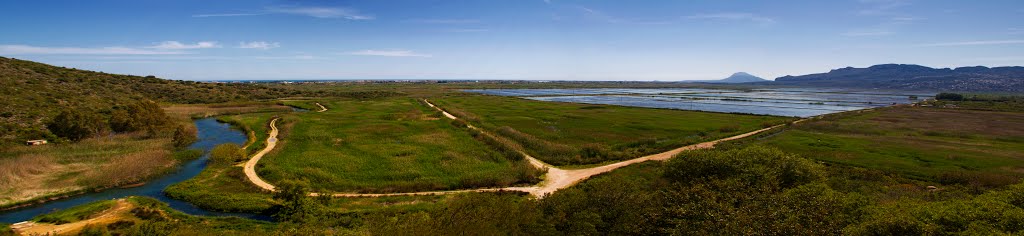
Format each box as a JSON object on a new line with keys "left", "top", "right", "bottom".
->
{"left": 432, "top": 94, "right": 795, "bottom": 166}
{"left": 257, "top": 97, "right": 541, "bottom": 193}
{"left": 724, "top": 105, "right": 1024, "bottom": 187}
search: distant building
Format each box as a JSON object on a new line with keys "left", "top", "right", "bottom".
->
{"left": 26, "top": 140, "right": 48, "bottom": 145}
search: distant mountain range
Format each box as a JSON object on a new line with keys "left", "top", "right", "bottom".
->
{"left": 767, "top": 64, "right": 1024, "bottom": 92}
{"left": 693, "top": 72, "right": 768, "bottom": 83}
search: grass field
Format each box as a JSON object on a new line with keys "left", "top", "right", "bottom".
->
{"left": 258, "top": 97, "right": 541, "bottom": 193}
{"left": 432, "top": 94, "right": 795, "bottom": 165}
{"left": 723, "top": 105, "right": 1024, "bottom": 187}
{"left": 165, "top": 164, "right": 277, "bottom": 213}
{"left": 217, "top": 112, "right": 281, "bottom": 156}
{"left": 31, "top": 199, "right": 116, "bottom": 224}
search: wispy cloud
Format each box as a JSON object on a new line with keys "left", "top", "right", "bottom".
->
{"left": 148, "top": 41, "right": 220, "bottom": 50}
{"left": 842, "top": 17, "right": 920, "bottom": 37}
{"left": 0, "top": 45, "right": 189, "bottom": 55}
{"left": 237, "top": 41, "right": 280, "bottom": 50}
{"left": 919, "top": 40, "right": 1024, "bottom": 47}
{"left": 192, "top": 13, "right": 265, "bottom": 18}
{"left": 267, "top": 6, "right": 373, "bottom": 19}
{"left": 406, "top": 19, "right": 480, "bottom": 24}
{"left": 193, "top": 6, "right": 372, "bottom": 20}
{"left": 346, "top": 50, "right": 431, "bottom": 57}
{"left": 687, "top": 13, "right": 776, "bottom": 25}
{"left": 577, "top": 6, "right": 674, "bottom": 25}
{"left": 857, "top": 0, "right": 911, "bottom": 16}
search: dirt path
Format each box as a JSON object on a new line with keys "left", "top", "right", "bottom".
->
{"left": 11, "top": 199, "right": 132, "bottom": 236}
{"left": 315, "top": 103, "right": 327, "bottom": 112}
{"left": 243, "top": 100, "right": 799, "bottom": 198}
{"left": 243, "top": 118, "right": 280, "bottom": 192}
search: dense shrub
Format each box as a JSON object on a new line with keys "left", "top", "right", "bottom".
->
{"left": 171, "top": 124, "right": 198, "bottom": 148}
{"left": 936, "top": 92, "right": 965, "bottom": 101}
{"left": 210, "top": 143, "right": 246, "bottom": 165}
{"left": 109, "top": 100, "right": 171, "bottom": 135}
{"left": 664, "top": 146, "right": 825, "bottom": 190}
{"left": 47, "top": 109, "right": 108, "bottom": 141}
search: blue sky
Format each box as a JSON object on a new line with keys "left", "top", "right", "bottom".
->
{"left": 1, "top": 0, "right": 1022, "bottom": 81}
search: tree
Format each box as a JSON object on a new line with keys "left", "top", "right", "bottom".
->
{"left": 209, "top": 143, "right": 245, "bottom": 164}
{"left": 172, "top": 125, "right": 197, "bottom": 148}
{"left": 273, "top": 181, "right": 323, "bottom": 224}
{"left": 109, "top": 100, "right": 171, "bottom": 136}
{"left": 47, "top": 109, "right": 108, "bottom": 141}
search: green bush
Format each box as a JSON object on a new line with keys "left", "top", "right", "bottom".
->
{"left": 210, "top": 143, "right": 246, "bottom": 165}
{"left": 664, "top": 146, "right": 825, "bottom": 190}
{"left": 172, "top": 124, "right": 198, "bottom": 148}
{"left": 936, "top": 92, "right": 965, "bottom": 101}
{"left": 47, "top": 109, "right": 108, "bottom": 141}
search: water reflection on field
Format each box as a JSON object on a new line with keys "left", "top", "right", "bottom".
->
{"left": 464, "top": 88, "right": 934, "bottom": 117}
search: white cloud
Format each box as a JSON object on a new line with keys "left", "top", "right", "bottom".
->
{"left": 0, "top": 44, "right": 188, "bottom": 55}
{"left": 346, "top": 50, "right": 431, "bottom": 57}
{"left": 267, "top": 6, "right": 373, "bottom": 20}
{"left": 687, "top": 13, "right": 776, "bottom": 25}
{"left": 238, "top": 41, "right": 280, "bottom": 50}
{"left": 919, "top": 40, "right": 1024, "bottom": 47}
{"left": 149, "top": 41, "right": 220, "bottom": 50}
{"left": 407, "top": 19, "right": 480, "bottom": 24}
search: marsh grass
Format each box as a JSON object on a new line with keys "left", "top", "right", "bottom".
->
{"left": 165, "top": 166, "right": 276, "bottom": 213}
{"left": 258, "top": 98, "right": 541, "bottom": 193}
{"left": 0, "top": 134, "right": 174, "bottom": 206}
{"left": 163, "top": 102, "right": 291, "bottom": 120}
{"left": 723, "top": 105, "right": 1024, "bottom": 188}
{"left": 31, "top": 199, "right": 115, "bottom": 224}
{"left": 433, "top": 95, "right": 794, "bottom": 165}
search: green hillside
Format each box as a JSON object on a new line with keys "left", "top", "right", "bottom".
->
{"left": 0, "top": 57, "right": 297, "bottom": 145}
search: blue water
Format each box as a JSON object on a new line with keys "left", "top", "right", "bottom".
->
{"left": 0, "top": 118, "right": 272, "bottom": 223}
{"left": 465, "top": 88, "right": 934, "bottom": 117}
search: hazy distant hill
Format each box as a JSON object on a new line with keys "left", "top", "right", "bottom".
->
{"left": 719, "top": 72, "right": 767, "bottom": 83}
{"left": 691, "top": 72, "right": 768, "bottom": 83}
{"left": 771, "top": 64, "right": 1024, "bottom": 92}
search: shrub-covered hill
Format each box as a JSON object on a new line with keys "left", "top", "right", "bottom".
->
{"left": 1, "top": 57, "right": 325, "bottom": 145}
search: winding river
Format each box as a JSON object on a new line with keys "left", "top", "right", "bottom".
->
{"left": 0, "top": 118, "right": 272, "bottom": 223}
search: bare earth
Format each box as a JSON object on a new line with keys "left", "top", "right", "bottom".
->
{"left": 243, "top": 100, "right": 799, "bottom": 198}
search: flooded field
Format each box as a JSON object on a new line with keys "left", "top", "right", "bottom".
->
{"left": 464, "top": 88, "right": 933, "bottom": 117}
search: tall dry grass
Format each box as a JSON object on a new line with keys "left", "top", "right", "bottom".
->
{"left": 0, "top": 134, "right": 175, "bottom": 205}
{"left": 80, "top": 149, "right": 173, "bottom": 187}
{"left": 0, "top": 154, "right": 58, "bottom": 193}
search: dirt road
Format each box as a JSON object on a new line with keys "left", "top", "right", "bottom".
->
{"left": 243, "top": 118, "right": 280, "bottom": 192}
{"left": 315, "top": 103, "right": 327, "bottom": 112}
{"left": 243, "top": 100, "right": 796, "bottom": 198}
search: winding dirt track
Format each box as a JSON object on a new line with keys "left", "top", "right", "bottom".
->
{"left": 244, "top": 118, "right": 280, "bottom": 191}
{"left": 243, "top": 100, "right": 799, "bottom": 198}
